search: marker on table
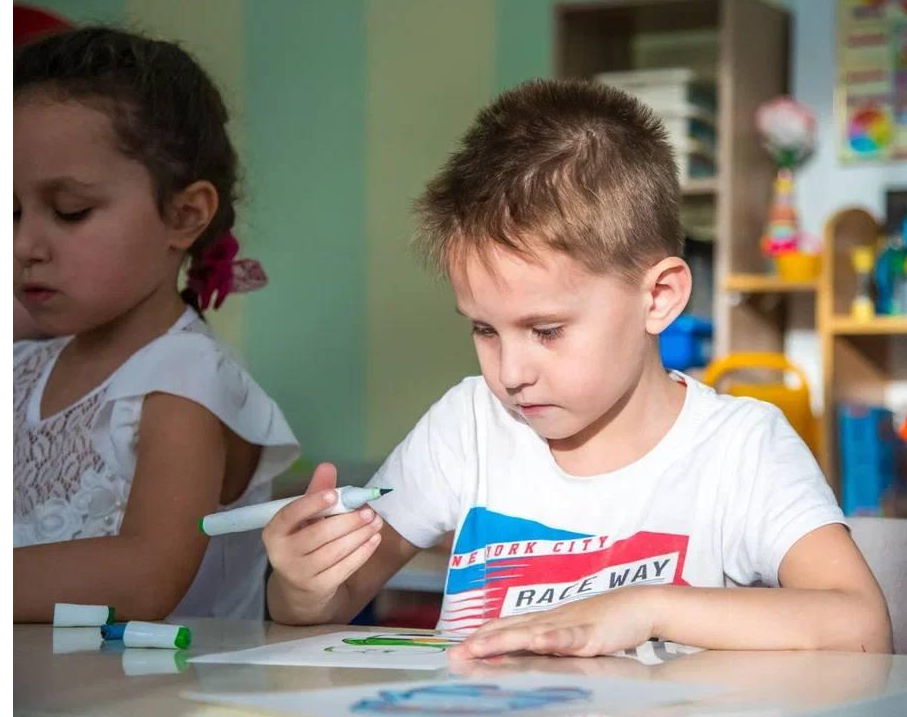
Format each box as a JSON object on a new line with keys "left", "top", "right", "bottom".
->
{"left": 198, "top": 486, "right": 392, "bottom": 537}
{"left": 53, "top": 603, "right": 115, "bottom": 627}
{"left": 101, "top": 621, "right": 191, "bottom": 649}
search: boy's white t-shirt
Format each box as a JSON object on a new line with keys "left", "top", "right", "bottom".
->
{"left": 367, "top": 374, "right": 845, "bottom": 634}
{"left": 13, "top": 308, "right": 300, "bottom": 620}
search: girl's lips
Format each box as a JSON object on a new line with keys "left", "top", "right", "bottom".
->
{"left": 21, "top": 286, "right": 57, "bottom": 304}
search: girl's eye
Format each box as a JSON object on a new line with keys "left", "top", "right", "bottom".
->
{"left": 55, "top": 208, "right": 92, "bottom": 223}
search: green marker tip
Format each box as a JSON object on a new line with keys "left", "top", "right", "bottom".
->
{"left": 197, "top": 518, "right": 207, "bottom": 536}
{"left": 378, "top": 488, "right": 393, "bottom": 496}
{"left": 174, "top": 626, "right": 192, "bottom": 650}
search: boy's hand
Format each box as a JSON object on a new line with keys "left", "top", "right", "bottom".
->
{"left": 448, "top": 587, "right": 655, "bottom": 660}
{"left": 263, "top": 463, "right": 384, "bottom": 621}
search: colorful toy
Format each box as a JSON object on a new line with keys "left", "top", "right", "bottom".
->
{"left": 851, "top": 245, "right": 876, "bottom": 320}
{"left": 761, "top": 169, "right": 800, "bottom": 256}
{"left": 755, "top": 97, "right": 819, "bottom": 270}
{"left": 874, "top": 217, "right": 907, "bottom": 315}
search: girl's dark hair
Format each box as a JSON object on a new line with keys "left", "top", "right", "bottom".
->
{"left": 13, "top": 26, "right": 239, "bottom": 313}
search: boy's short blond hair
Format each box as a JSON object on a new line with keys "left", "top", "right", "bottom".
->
{"left": 414, "top": 79, "right": 683, "bottom": 282}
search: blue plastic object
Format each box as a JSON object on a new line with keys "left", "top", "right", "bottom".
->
{"left": 838, "top": 404, "right": 896, "bottom": 516}
{"left": 659, "top": 315, "right": 713, "bottom": 371}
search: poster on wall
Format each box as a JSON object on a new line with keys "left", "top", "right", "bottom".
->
{"left": 836, "top": 0, "right": 907, "bottom": 163}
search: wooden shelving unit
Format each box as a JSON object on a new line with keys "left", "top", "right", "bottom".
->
{"left": 682, "top": 177, "right": 719, "bottom": 196}
{"left": 828, "top": 316, "right": 907, "bottom": 336}
{"left": 724, "top": 273, "right": 818, "bottom": 294}
{"left": 818, "top": 207, "right": 906, "bottom": 493}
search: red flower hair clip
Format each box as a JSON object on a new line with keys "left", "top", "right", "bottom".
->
{"left": 186, "top": 232, "right": 268, "bottom": 310}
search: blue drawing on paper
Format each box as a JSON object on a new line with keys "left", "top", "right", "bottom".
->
{"left": 350, "top": 683, "right": 591, "bottom": 715}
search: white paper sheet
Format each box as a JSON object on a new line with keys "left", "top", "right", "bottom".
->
{"left": 189, "top": 630, "right": 466, "bottom": 671}
{"left": 190, "top": 630, "right": 701, "bottom": 672}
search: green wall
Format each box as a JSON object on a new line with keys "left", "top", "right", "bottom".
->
{"left": 495, "top": 0, "right": 556, "bottom": 92}
{"left": 244, "top": 1, "right": 369, "bottom": 465}
{"left": 364, "top": 0, "right": 492, "bottom": 458}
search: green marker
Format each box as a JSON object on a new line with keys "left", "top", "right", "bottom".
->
{"left": 101, "top": 621, "right": 191, "bottom": 649}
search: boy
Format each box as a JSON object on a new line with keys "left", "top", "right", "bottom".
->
{"left": 264, "top": 80, "right": 892, "bottom": 656}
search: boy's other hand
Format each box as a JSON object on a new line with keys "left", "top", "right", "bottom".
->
{"left": 448, "top": 586, "right": 655, "bottom": 660}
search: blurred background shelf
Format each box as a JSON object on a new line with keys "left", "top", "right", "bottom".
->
{"left": 829, "top": 316, "right": 907, "bottom": 336}
{"left": 724, "top": 273, "right": 819, "bottom": 294}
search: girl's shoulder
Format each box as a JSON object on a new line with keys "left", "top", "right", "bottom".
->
{"left": 94, "top": 311, "right": 298, "bottom": 483}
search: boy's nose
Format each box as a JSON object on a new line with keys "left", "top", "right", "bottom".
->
{"left": 498, "top": 344, "right": 536, "bottom": 392}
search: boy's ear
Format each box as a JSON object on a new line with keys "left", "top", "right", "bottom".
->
{"left": 166, "top": 180, "right": 219, "bottom": 250}
{"left": 642, "top": 256, "right": 692, "bottom": 335}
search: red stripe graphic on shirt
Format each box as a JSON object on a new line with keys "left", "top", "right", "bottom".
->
{"left": 439, "top": 530, "right": 690, "bottom": 632}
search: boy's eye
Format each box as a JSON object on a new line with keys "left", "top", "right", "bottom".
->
{"left": 471, "top": 325, "right": 497, "bottom": 338}
{"left": 533, "top": 326, "right": 563, "bottom": 342}
{"left": 55, "top": 208, "right": 92, "bottom": 223}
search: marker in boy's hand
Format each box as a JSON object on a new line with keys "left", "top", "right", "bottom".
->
{"left": 199, "top": 485, "right": 391, "bottom": 535}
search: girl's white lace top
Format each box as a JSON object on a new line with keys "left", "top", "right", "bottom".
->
{"left": 13, "top": 309, "right": 299, "bottom": 619}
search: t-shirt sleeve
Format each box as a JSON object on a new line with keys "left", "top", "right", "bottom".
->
{"left": 721, "top": 404, "right": 845, "bottom": 587}
{"left": 92, "top": 332, "right": 300, "bottom": 492}
{"left": 365, "top": 379, "right": 478, "bottom": 549}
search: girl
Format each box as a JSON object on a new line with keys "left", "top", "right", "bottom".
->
{"left": 13, "top": 27, "right": 300, "bottom": 622}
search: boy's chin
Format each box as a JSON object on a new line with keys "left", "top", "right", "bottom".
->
{"left": 522, "top": 416, "right": 583, "bottom": 442}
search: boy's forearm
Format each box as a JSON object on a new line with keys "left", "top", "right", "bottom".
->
{"left": 648, "top": 585, "right": 892, "bottom": 653}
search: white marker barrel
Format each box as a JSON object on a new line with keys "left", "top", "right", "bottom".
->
{"left": 199, "top": 486, "right": 391, "bottom": 536}
{"left": 53, "top": 603, "right": 115, "bottom": 627}
{"left": 122, "top": 621, "right": 191, "bottom": 649}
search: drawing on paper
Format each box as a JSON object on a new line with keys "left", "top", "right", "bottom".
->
{"left": 325, "top": 633, "right": 463, "bottom": 656}
{"left": 350, "top": 683, "right": 592, "bottom": 714}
